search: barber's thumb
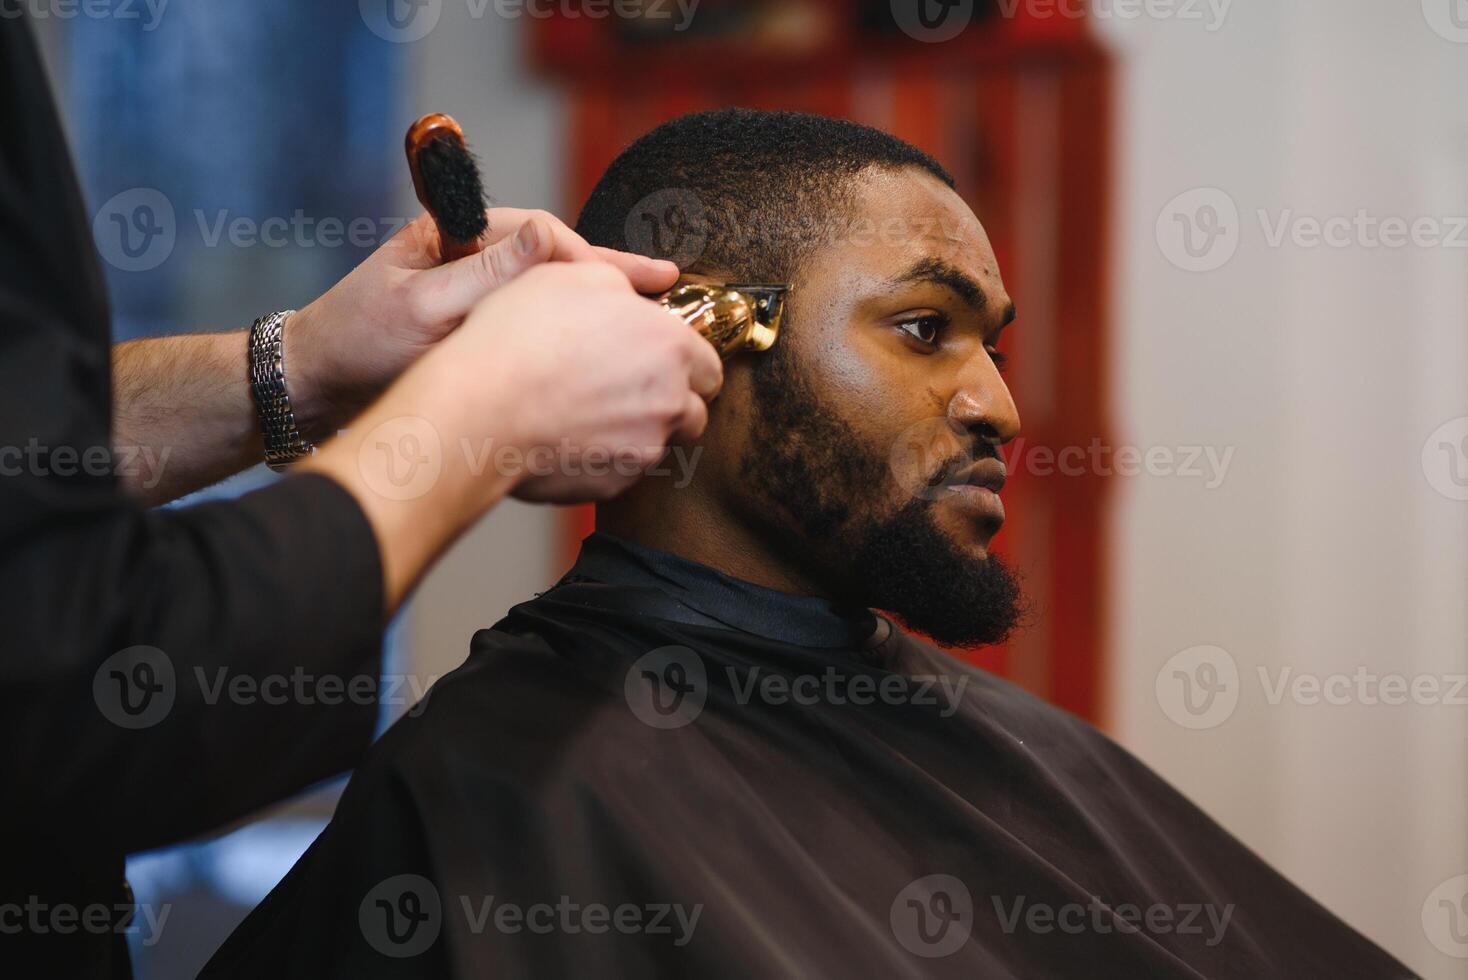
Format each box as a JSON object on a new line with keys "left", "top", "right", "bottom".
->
{"left": 418, "top": 217, "right": 555, "bottom": 323}
{"left": 478, "top": 217, "right": 552, "bottom": 285}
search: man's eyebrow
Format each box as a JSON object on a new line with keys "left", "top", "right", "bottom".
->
{"left": 888, "top": 257, "right": 1006, "bottom": 320}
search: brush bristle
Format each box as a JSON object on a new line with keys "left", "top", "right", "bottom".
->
{"left": 417, "top": 133, "right": 489, "bottom": 244}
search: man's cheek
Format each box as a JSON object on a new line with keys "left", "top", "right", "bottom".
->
{"left": 883, "top": 415, "right": 963, "bottom": 503}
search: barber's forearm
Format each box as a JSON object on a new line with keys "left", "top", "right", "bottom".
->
{"left": 297, "top": 367, "right": 519, "bottom": 617}
{"left": 111, "top": 332, "right": 263, "bottom": 503}
{"left": 111, "top": 323, "right": 335, "bottom": 504}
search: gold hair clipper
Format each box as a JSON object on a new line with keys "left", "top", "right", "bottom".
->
{"left": 659, "top": 284, "right": 789, "bottom": 358}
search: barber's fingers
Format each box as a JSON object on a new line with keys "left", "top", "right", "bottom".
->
{"left": 672, "top": 388, "right": 711, "bottom": 444}
{"left": 410, "top": 219, "right": 677, "bottom": 325}
{"left": 477, "top": 215, "right": 555, "bottom": 282}
{"left": 409, "top": 216, "right": 565, "bottom": 324}
{"left": 480, "top": 207, "right": 679, "bottom": 292}
{"left": 590, "top": 246, "right": 679, "bottom": 293}
{"left": 682, "top": 329, "right": 724, "bottom": 402}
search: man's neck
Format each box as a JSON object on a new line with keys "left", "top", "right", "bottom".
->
{"left": 596, "top": 484, "right": 831, "bottom": 599}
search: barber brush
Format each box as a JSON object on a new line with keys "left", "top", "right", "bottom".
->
{"left": 405, "top": 113, "right": 488, "bottom": 262}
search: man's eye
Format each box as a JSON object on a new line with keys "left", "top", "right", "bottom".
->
{"left": 896, "top": 315, "right": 946, "bottom": 346}
{"left": 987, "top": 346, "right": 1009, "bottom": 373}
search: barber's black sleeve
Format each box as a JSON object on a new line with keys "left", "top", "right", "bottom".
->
{"left": 0, "top": 7, "right": 386, "bottom": 858}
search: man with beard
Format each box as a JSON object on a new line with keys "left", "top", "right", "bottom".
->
{"left": 203, "top": 110, "right": 1409, "bottom": 978}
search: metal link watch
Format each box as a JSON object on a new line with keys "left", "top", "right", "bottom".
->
{"left": 247, "top": 310, "right": 316, "bottom": 472}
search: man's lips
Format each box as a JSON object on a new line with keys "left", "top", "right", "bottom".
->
{"left": 939, "top": 457, "right": 1007, "bottom": 527}
{"left": 949, "top": 457, "right": 1007, "bottom": 494}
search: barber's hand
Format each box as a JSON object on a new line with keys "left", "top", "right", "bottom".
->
{"left": 284, "top": 208, "right": 679, "bottom": 441}
{"left": 303, "top": 259, "right": 720, "bottom": 610}
{"left": 446, "top": 261, "right": 723, "bottom": 503}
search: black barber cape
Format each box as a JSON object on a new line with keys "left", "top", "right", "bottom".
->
{"left": 1, "top": 9, "right": 384, "bottom": 977}
{"left": 203, "top": 533, "right": 1411, "bottom": 979}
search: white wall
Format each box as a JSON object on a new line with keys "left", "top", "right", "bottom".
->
{"left": 1102, "top": 2, "right": 1468, "bottom": 976}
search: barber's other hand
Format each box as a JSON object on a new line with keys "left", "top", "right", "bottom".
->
{"left": 283, "top": 209, "right": 679, "bottom": 441}
{"left": 443, "top": 261, "right": 723, "bottom": 504}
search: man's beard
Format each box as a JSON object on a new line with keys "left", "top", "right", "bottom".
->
{"left": 737, "top": 341, "right": 1025, "bottom": 647}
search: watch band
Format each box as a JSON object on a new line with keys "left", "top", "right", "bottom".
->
{"left": 247, "top": 310, "right": 316, "bottom": 472}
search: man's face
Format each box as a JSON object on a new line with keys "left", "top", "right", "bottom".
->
{"left": 703, "top": 167, "right": 1024, "bottom": 646}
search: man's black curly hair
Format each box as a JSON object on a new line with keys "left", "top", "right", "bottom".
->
{"left": 574, "top": 108, "right": 955, "bottom": 284}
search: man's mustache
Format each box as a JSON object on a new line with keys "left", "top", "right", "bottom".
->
{"left": 924, "top": 442, "right": 1002, "bottom": 491}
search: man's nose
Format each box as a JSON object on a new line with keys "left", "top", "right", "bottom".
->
{"left": 948, "top": 357, "right": 1021, "bottom": 447}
